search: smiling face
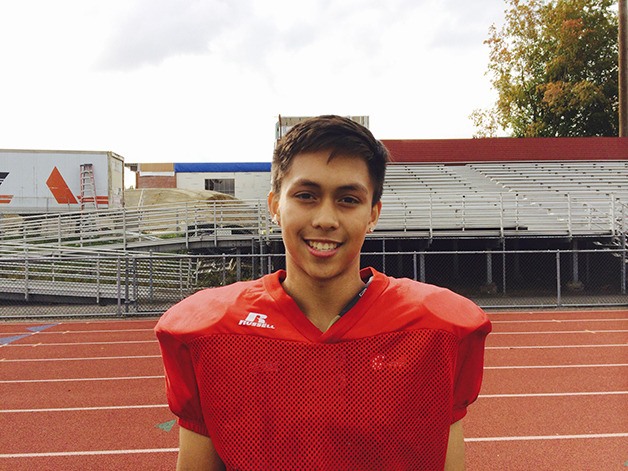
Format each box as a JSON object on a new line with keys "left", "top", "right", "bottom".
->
{"left": 268, "top": 150, "right": 381, "bottom": 290}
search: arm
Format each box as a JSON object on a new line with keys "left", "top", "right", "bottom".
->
{"left": 177, "top": 427, "right": 225, "bottom": 471}
{"left": 444, "top": 420, "right": 465, "bottom": 471}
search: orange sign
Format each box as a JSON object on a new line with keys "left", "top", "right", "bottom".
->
{"left": 0, "top": 172, "right": 12, "bottom": 204}
{"left": 46, "top": 167, "right": 78, "bottom": 204}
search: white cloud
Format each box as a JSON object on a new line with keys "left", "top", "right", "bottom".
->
{"left": 98, "top": 0, "right": 244, "bottom": 69}
{"left": 0, "top": 0, "right": 506, "bottom": 163}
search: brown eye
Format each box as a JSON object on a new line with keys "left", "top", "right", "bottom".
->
{"left": 340, "top": 196, "right": 360, "bottom": 205}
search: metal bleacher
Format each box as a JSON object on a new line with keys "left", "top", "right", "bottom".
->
{"left": 0, "top": 159, "right": 626, "bottom": 311}
{"left": 1, "top": 160, "right": 626, "bottom": 249}
{"left": 0, "top": 200, "right": 266, "bottom": 306}
{"left": 378, "top": 160, "right": 628, "bottom": 238}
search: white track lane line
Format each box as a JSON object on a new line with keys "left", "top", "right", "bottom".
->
{"left": 0, "top": 329, "right": 155, "bottom": 337}
{"left": 487, "top": 343, "right": 628, "bottom": 349}
{"left": 2, "top": 340, "right": 157, "bottom": 347}
{"left": 1, "top": 355, "right": 161, "bottom": 362}
{"left": 4, "top": 392, "right": 626, "bottom": 412}
{"left": 465, "top": 433, "right": 628, "bottom": 442}
{"left": 5, "top": 342, "right": 625, "bottom": 351}
{"left": 33, "top": 329, "right": 155, "bottom": 334}
{"left": 4, "top": 434, "right": 628, "bottom": 457}
{"left": 0, "top": 375, "right": 164, "bottom": 384}
{"left": 485, "top": 363, "right": 628, "bottom": 369}
{"left": 0, "top": 449, "right": 178, "bottom": 458}
{"left": 3, "top": 365, "right": 625, "bottom": 383}
{"left": 0, "top": 404, "right": 169, "bottom": 413}
{"left": 479, "top": 391, "right": 628, "bottom": 398}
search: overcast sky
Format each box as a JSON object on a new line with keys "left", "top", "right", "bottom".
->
{"left": 0, "top": 0, "right": 507, "bottom": 164}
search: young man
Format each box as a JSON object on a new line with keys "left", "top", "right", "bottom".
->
{"left": 155, "top": 115, "right": 491, "bottom": 471}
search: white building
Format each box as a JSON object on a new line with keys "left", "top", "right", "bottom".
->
{"left": 174, "top": 162, "right": 271, "bottom": 201}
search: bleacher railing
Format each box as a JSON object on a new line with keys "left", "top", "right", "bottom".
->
{"left": 0, "top": 192, "right": 624, "bottom": 254}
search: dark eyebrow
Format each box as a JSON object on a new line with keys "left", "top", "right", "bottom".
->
{"left": 291, "top": 179, "right": 321, "bottom": 189}
{"left": 292, "top": 179, "right": 369, "bottom": 195}
{"left": 337, "top": 183, "right": 369, "bottom": 195}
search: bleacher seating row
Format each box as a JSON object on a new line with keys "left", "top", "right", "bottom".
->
{"left": 379, "top": 160, "right": 627, "bottom": 235}
{"left": 1, "top": 160, "right": 626, "bottom": 251}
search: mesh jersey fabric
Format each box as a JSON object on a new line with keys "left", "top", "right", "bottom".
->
{"left": 155, "top": 267, "right": 492, "bottom": 471}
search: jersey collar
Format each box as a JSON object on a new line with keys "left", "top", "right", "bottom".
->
{"left": 263, "top": 267, "right": 389, "bottom": 343}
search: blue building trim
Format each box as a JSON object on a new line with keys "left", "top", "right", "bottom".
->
{"left": 174, "top": 162, "right": 271, "bottom": 173}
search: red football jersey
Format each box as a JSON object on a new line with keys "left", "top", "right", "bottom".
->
{"left": 155, "top": 267, "right": 491, "bottom": 471}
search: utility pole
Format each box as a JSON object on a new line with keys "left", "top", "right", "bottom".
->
{"left": 620, "top": 0, "right": 627, "bottom": 136}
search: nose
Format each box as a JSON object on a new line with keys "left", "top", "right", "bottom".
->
{"left": 312, "top": 198, "right": 340, "bottom": 231}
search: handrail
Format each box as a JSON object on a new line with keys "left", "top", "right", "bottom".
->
{"left": 0, "top": 253, "right": 196, "bottom": 304}
{"left": 0, "top": 191, "right": 625, "bottom": 256}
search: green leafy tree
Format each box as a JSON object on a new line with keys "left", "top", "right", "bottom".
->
{"left": 472, "top": 0, "right": 619, "bottom": 137}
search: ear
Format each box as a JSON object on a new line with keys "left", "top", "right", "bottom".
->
{"left": 369, "top": 201, "right": 382, "bottom": 228}
{"left": 267, "top": 191, "right": 280, "bottom": 224}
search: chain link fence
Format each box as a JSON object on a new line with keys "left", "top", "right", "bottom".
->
{"left": 1, "top": 247, "right": 626, "bottom": 319}
{"left": 360, "top": 248, "right": 627, "bottom": 309}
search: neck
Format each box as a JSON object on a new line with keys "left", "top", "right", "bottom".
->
{"left": 282, "top": 270, "right": 366, "bottom": 332}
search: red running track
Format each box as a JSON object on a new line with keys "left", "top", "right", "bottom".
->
{"left": 0, "top": 310, "right": 626, "bottom": 470}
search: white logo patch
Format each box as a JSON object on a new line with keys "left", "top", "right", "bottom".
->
{"left": 238, "top": 312, "right": 276, "bottom": 329}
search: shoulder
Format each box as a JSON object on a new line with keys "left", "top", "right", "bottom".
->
{"left": 374, "top": 273, "right": 491, "bottom": 337}
{"left": 155, "top": 275, "right": 269, "bottom": 340}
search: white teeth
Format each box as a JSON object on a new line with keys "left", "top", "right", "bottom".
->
{"left": 308, "top": 241, "right": 338, "bottom": 251}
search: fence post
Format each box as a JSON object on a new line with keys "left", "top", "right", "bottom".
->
{"left": 185, "top": 203, "right": 189, "bottom": 250}
{"left": 149, "top": 251, "right": 154, "bottom": 302}
{"left": 571, "top": 240, "right": 579, "bottom": 284}
{"left": 486, "top": 249, "right": 493, "bottom": 285}
{"left": 180, "top": 258, "right": 184, "bottom": 298}
{"left": 502, "top": 242, "right": 507, "bottom": 295}
{"left": 96, "top": 255, "right": 100, "bottom": 304}
{"left": 222, "top": 254, "right": 226, "bottom": 285}
{"left": 413, "top": 252, "right": 417, "bottom": 281}
{"left": 213, "top": 202, "right": 218, "bottom": 246}
{"left": 567, "top": 194, "right": 572, "bottom": 237}
{"left": 132, "top": 257, "right": 138, "bottom": 314}
{"left": 556, "top": 251, "right": 562, "bottom": 307}
{"left": 122, "top": 208, "right": 127, "bottom": 251}
{"left": 499, "top": 194, "right": 504, "bottom": 238}
{"left": 419, "top": 253, "right": 426, "bottom": 282}
{"left": 610, "top": 195, "right": 616, "bottom": 236}
{"left": 116, "top": 257, "right": 122, "bottom": 316}
{"left": 622, "top": 232, "right": 627, "bottom": 295}
{"left": 428, "top": 194, "right": 433, "bottom": 239}
{"left": 382, "top": 239, "right": 386, "bottom": 273}
{"left": 124, "top": 257, "right": 130, "bottom": 315}
{"left": 24, "top": 250, "right": 29, "bottom": 301}
{"left": 188, "top": 257, "right": 193, "bottom": 291}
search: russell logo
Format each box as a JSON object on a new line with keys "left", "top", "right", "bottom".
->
{"left": 239, "top": 312, "right": 276, "bottom": 329}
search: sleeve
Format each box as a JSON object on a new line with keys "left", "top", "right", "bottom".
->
{"left": 451, "top": 313, "right": 491, "bottom": 423}
{"left": 155, "top": 327, "right": 209, "bottom": 436}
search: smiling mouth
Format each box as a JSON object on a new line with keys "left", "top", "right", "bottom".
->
{"left": 307, "top": 241, "right": 340, "bottom": 251}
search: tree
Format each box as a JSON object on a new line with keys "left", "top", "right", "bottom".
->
{"left": 472, "top": 0, "right": 619, "bottom": 137}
